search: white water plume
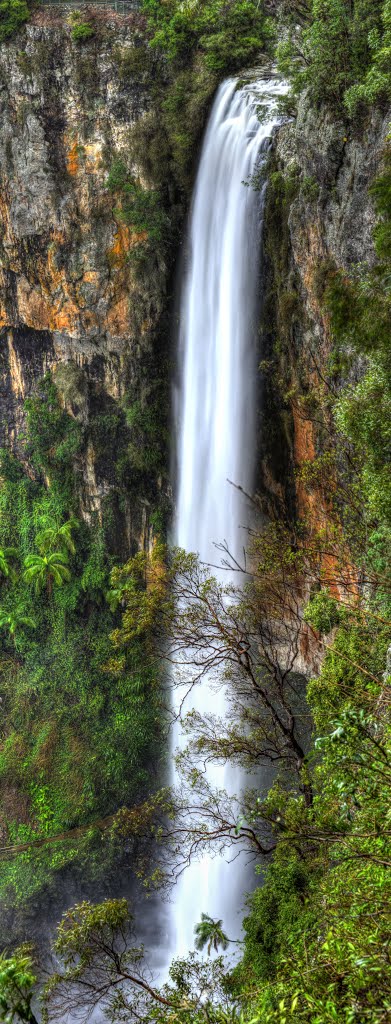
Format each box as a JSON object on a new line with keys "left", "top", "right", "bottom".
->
{"left": 171, "top": 74, "right": 287, "bottom": 960}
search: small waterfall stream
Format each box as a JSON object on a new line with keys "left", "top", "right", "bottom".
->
{"left": 172, "top": 75, "right": 286, "bottom": 959}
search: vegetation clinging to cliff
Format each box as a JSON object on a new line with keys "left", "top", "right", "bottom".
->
{"left": 143, "top": 0, "right": 274, "bottom": 72}
{"left": 0, "top": 4, "right": 390, "bottom": 1023}
{"left": 0, "top": 0, "right": 28, "bottom": 42}
{"left": 0, "top": 377, "right": 163, "bottom": 926}
{"left": 277, "top": 0, "right": 391, "bottom": 113}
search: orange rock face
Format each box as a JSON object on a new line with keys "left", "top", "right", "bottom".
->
{"left": 0, "top": 22, "right": 161, "bottom": 368}
{"left": 0, "top": 18, "right": 170, "bottom": 541}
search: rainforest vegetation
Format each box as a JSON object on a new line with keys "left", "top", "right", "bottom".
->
{"left": 0, "top": 1, "right": 390, "bottom": 1023}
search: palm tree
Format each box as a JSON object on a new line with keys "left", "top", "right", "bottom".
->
{"left": 23, "top": 552, "right": 71, "bottom": 596}
{"left": 35, "top": 519, "right": 79, "bottom": 557}
{"left": 0, "top": 607, "right": 36, "bottom": 639}
{"left": 0, "top": 546, "right": 18, "bottom": 579}
{"left": 194, "top": 914, "right": 229, "bottom": 955}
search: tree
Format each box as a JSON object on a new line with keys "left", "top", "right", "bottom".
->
{"left": 194, "top": 914, "right": 229, "bottom": 955}
{"left": 23, "top": 552, "right": 71, "bottom": 596}
{"left": 102, "top": 532, "right": 314, "bottom": 892}
{"left": 35, "top": 519, "right": 79, "bottom": 558}
{"left": 0, "top": 607, "right": 35, "bottom": 639}
{"left": 0, "top": 547, "right": 18, "bottom": 580}
{"left": 0, "top": 948, "right": 38, "bottom": 1024}
{"left": 0, "top": 0, "right": 29, "bottom": 44}
{"left": 277, "top": 0, "right": 386, "bottom": 110}
{"left": 43, "top": 899, "right": 234, "bottom": 1024}
{"left": 113, "top": 539, "right": 312, "bottom": 782}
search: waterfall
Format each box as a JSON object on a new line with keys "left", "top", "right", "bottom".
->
{"left": 172, "top": 75, "right": 286, "bottom": 960}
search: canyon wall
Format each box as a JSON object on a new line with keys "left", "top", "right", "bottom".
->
{"left": 2, "top": 15, "right": 386, "bottom": 539}
{"left": 258, "top": 94, "right": 389, "bottom": 522}
{"left": 0, "top": 10, "right": 388, "bottom": 947}
{"left": 0, "top": 10, "right": 175, "bottom": 552}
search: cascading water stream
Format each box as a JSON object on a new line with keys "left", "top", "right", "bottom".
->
{"left": 171, "top": 75, "right": 286, "bottom": 960}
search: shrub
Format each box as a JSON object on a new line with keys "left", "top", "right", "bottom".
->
{"left": 71, "top": 22, "right": 94, "bottom": 43}
{"left": 0, "top": 0, "right": 29, "bottom": 43}
{"left": 277, "top": 0, "right": 388, "bottom": 112}
{"left": 106, "top": 159, "right": 170, "bottom": 264}
{"left": 303, "top": 589, "right": 344, "bottom": 634}
{"left": 69, "top": 11, "right": 95, "bottom": 43}
{"left": 143, "top": 0, "right": 273, "bottom": 74}
{"left": 345, "top": 0, "right": 391, "bottom": 112}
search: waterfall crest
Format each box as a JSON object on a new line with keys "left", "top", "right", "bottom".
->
{"left": 172, "top": 75, "right": 286, "bottom": 959}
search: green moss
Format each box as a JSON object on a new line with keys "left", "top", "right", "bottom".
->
{"left": 15, "top": 48, "right": 34, "bottom": 77}
{"left": 301, "top": 174, "right": 320, "bottom": 201}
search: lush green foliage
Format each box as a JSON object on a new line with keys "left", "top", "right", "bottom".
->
{"left": 69, "top": 10, "right": 95, "bottom": 43}
{"left": 0, "top": 0, "right": 29, "bottom": 44}
{"left": 238, "top": 636, "right": 391, "bottom": 1022}
{"left": 0, "top": 377, "right": 162, "bottom": 924}
{"left": 0, "top": 948, "right": 38, "bottom": 1024}
{"left": 143, "top": 0, "right": 273, "bottom": 73}
{"left": 277, "top": 0, "right": 391, "bottom": 112}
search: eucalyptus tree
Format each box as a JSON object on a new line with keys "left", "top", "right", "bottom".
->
{"left": 102, "top": 529, "right": 314, "bottom": 897}
{"left": 110, "top": 537, "right": 311, "bottom": 785}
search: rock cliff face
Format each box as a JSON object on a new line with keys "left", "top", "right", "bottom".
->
{"left": 259, "top": 96, "right": 389, "bottom": 522}
{"left": 279, "top": 97, "right": 385, "bottom": 271}
{"left": 0, "top": 14, "right": 387, "bottom": 573}
{"left": 0, "top": 10, "right": 171, "bottom": 549}
{"left": 255, "top": 96, "right": 390, "bottom": 676}
{"left": 277, "top": 97, "right": 388, "bottom": 506}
